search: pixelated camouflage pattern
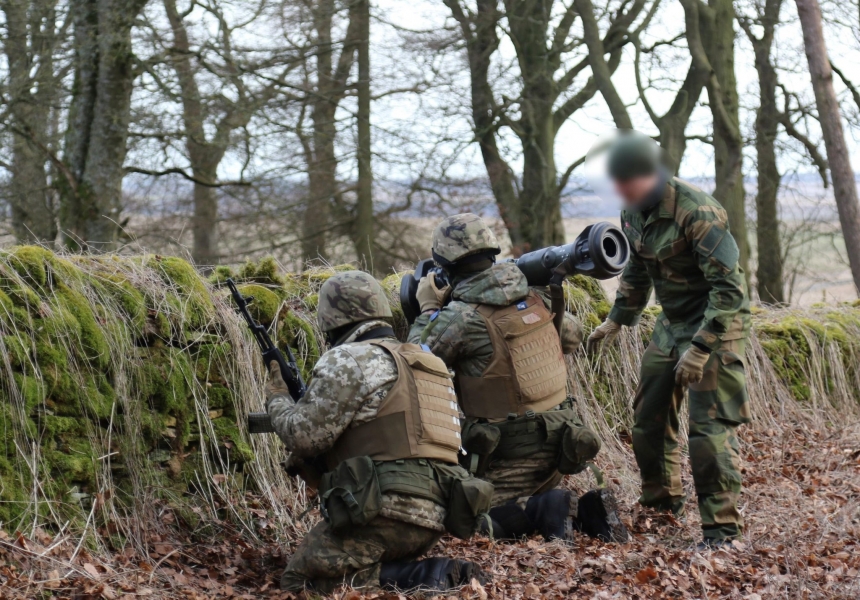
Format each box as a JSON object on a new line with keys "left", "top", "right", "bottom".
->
{"left": 632, "top": 339, "right": 749, "bottom": 539}
{"left": 317, "top": 271, "right": 393, "bottom": 332}
{"left": 267, "top": 320, "right": 447, "bottom": 530}
{"left": 431, "top": 213, "right": 501, "bottom": 263}
{"left": 281, "top": 516, "right": 441, "bottom": 593}
{"left": 407, "top": 263, "right": 583, "bottom": 503}
{"left": 608, "top": 178, "right": 751, "bottom": 353}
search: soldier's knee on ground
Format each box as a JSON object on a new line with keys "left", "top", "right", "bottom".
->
{"left": 380, "top": 558, "right": 488, "bottom": 592}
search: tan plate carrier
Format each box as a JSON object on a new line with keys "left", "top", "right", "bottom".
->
{"left": 325, "top": 340, "right": 462, "bottom": 468}
{"left": 458, "top": 291, "right": 567, "bottom": 420}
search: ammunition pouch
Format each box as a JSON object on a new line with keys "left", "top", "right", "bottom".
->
{"left": 433, "top": 463, "right": 494, "bottom": 540}
{"left": 319, "top": 456, "right": 382, "bottom": 533}
{"left": 488, "top": 400, "right": 600, "bottom": 475}
{"left": 320, "top": 457, "right": 493, "bottom": 540}
{"left": 558, "top": 421, "right": 602, "bottom": 475}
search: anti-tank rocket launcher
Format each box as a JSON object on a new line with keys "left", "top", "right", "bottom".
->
{"left": 400, "top": 222, "right": 630, "bottom": 325}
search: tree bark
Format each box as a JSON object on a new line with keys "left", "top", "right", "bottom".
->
{"left": 795, "top": 0, "right": 860, "bottom": 294}
{"left": 353, "top": 0, "right": 374, "bottom": 270}
{"left": 1, "top": 0, "right": 60, "bottom": 243}
{"left": 61, "top": 0, "right": 148, "bottom": 251}
{"left": 740, "top": 0, "right": 784, "bottom": 304}
{"left": 703, "top": 0, "right": 748, "bottom": 272}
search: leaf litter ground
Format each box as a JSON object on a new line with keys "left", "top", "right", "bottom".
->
{"left": 2, "top": 422, "right": 858, "bottom": 600}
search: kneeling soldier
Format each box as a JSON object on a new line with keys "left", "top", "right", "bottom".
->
{"left": 408, "top": 214, "right": 629, "bottom": 544}
{"left": 269, "top": 271, "right": 491, "bottom": 593}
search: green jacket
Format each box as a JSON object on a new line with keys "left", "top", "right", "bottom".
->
{"left": 608, "top": 178, "right": 751, "bottom": 353}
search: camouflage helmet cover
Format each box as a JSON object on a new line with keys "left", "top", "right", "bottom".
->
{"left": 431, "top": 213, "right": 501, "bottom": 265}
{"left": 317, "top": 271, "right": 393, "bottom": 332}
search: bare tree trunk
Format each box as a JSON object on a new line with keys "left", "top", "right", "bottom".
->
{"left": 1, "top": 0, "right": 60, "bottom": 243}
{"left": 704, "top": 0, "right": 748, "bottom": 271}
{"left": 353, "top": 0, "right": 374, "bottom": 270}
{"left": 740, "top": 0, "right": 784, "bottom": 304}
{"left": 61, "top": 0, "right": 148, "bottom": 251}
{"left": 795, "top": 0, "right": 860, "bottom": 294}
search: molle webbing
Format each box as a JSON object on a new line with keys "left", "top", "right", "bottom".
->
{"left": 457, "top": 292, "right": 568, "bottom": 420}
{"left": 326, "top": 340, "right": 461, "bottom": 468}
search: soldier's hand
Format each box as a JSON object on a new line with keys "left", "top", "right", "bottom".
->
{"left": 416, "top": 275, "right": 451, "bottom": 313}
{"left": 674, "top": 345, "right": 711, "bottom": 387}
{"left": 264, "top": 360, "right": 290, "bottom": 404}
{"left": 586, "top": 319, "right": 622, "bottom": 355}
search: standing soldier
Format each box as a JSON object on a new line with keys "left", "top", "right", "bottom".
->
{"left": 588, "top": 131, "right": 751, "bottom": 549}
{"left": 408, "top": 213, "right": 629, "bottom": 543}
{"left": 268, "top": 271, "right": 491, "bottom": 593}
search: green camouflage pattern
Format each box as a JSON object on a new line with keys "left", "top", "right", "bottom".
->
{"left": 632, "top": 339, "right": 749, "bottom": 539}
{"left": 609, "top": 178, "right": 751, "bottom": 353}
{"left": 609, "top": 178, "right": 751, "bottom": 540}
{"left": 407, "top": 263, "right": 583, "bottom": 504}
{"left": 268, "top": 320, "right": 447, "bottom": 530}
{"left": 431, "top": 213, "right": 501, "bottom": 263}
{"left": 317, "top": 271, "right": 393, "bottom": 332}
{"left": 281, "top": 516, "right": 441, "bottom": 593}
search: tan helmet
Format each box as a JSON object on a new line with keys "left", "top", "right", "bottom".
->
{"left": 317, "top": 271, "right": 393, "bottom": 332}
{"left": 431, "top": 213, "right": 501, "bottom": 265}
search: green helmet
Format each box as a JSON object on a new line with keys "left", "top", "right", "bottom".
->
{"left": 431, "top": 213, "right": 501, "bottom": 265}
{"left": 607, "top": 131, "right": 661, "bottom": 181}
{"left": 317, "top": 271, "right": 392, "bottom": 332}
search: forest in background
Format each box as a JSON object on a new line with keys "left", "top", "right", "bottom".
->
{"left": 3, "top": 0, "right": 860, "bottom": 598}
{"left": 2, "top": 0, "right": 860, "bottom": 303}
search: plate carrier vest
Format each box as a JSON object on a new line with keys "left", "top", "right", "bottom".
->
{"left": 457, "top": 291, "right": 568, "bottom": 420}
{"left": 325, "top": 340, "right": 462, "bottom": 469}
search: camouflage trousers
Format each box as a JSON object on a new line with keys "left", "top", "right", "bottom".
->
{"left": 280, "top": 516, "right": 441, "bottom": 593}
{"left": 632, "top": 340, "right": 750, "bottom": 540}
{"left": 484, "top": 449, "right": 564, "bottom": 506}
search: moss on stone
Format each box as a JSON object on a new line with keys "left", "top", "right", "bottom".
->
{"left": 237, "top": 284, "right": 282, "bottom": 326}
{"left": 6, "top": 246, "right": 54, "bottom": 288}
{"left": 210, "top": 417, "right": 254, "bottom": 463}
{"left": 148, "top": 256, "right": 215, "bottom": 329}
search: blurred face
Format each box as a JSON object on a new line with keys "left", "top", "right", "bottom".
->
{"left": 613, "top": 173, "right": 660, "bottom": 208}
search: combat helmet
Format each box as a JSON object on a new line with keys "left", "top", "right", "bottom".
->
{"left": 317, "top": 270, "right": 392, "bottom": 333}
{"left": 431, "top": 213, "right": 501, "bottom": 266}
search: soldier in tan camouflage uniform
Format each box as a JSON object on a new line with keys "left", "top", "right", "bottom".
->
{"left": 588, "top": 131, "right": 751, "bottom": 549}
{"left": 268, "top": 271, "right": 489, "bottom": 593}
{"left": 408, "top": 213, "right": 629, "bottom": 544}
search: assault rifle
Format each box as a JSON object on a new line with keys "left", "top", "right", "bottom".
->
{"left": 226, "top": 278, "right": 306, "bottom": 434}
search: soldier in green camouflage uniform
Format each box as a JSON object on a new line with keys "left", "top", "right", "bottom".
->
{"left": 267, "top": 271, "right": 486, "bottom": 593}
{"left": 408, "top": 213, "right": 629, "bottom": 543}
{"left": 588, "top": 132, "right": 751, "bottom": 547}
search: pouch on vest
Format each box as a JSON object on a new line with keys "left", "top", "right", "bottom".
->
{"left": 557, "top": 422, "right": 601, "bottom": 475}
{"left": 319, "top": 456, "right": 382, "bottom": 534}
{"left": 493, "top": 412, "right": 547, "bottom": 459}
{"left": 461, "top": 421, "right": 501, "bottom": 456}
{"left": 433, "top": 463, "right": 494, "bottom": 539}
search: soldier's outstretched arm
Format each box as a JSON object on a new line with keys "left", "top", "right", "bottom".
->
{"left": 607, "top": 249, "right": 653, "bottom": 327}
{"left": 267, "top": 348, "right": 372, "bottom": 457}
{"left": 686, "top": 207, "right": 747, "bottom": 351}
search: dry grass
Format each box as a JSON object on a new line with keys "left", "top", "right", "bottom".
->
{"left": 1, "top": 249, "right": 859, "bottom": 599}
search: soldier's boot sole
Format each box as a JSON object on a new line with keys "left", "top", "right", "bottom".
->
{"left": 576, "top": 488, "right": 631, "bottom": 543}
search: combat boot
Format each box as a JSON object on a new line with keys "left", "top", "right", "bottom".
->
{"left": 480, "top": 502, "right": 534, "bottom": 540}
{"left": 574, "top": 488, "right": 630, "bottom": 543}
{"left": 379, "top": 558, "right": 487, "bottom": 592}
{"left": 524, "top": 489, "right": 577, "bottom": 541}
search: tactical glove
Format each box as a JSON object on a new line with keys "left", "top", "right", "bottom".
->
{"left": 674, "top": 345, "right": 711, "bottom": 387}
{"left": 586, "top": 319, "right": 622, "bottom": 355}
{"left": 416, "top": 275, "right": 451, "bottom": 313}
{"left": 265, "top": 360, "right": 291, "bottom": 405}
